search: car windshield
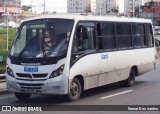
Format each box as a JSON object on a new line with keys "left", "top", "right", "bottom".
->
{"left": 10, "top": 19, "right": 73, "bottom": 58}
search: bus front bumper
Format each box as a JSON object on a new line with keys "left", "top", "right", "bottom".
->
{"left": 6, "top": 74, "right": 68, "bottom": 95}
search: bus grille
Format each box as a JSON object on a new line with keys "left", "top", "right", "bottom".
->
{"left": 16, "top": 73, "right": 48, "bottom": 78}
{"left": 18, "top": 83, "right": 44, "bottom": 89}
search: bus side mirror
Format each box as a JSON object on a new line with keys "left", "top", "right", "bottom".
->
{"left": 76, "top": 26, "right": 88, "bottom": 40}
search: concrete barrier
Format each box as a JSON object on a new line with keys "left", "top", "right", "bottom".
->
{"left": 0, "top": 74, "right": 5, "bottom": 82}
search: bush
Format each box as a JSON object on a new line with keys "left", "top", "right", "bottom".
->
{"left": 0, "top": 28, "right": 16, "bottom": 34}
{"left": 0, "top": 28, "right": 16, "bottom": 65}
{"left": 0, "top": 66, "right": 6, "bottom": 74}
{"left": 0, "top": 49, "right": 8, "bottom": 64}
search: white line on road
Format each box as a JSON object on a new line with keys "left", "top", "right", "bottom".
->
{"left": 100, "top": 90, "right": 133, "bottom": 100}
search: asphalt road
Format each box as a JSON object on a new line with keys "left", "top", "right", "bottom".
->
{"left": 0, "top": 60, "right": 160, "bottom": 114}
{"left": 155, "top": 35, "right": 160, "bottom": 40}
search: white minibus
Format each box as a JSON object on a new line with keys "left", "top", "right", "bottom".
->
{"left": 6, "top": 15, "right": 155, "bottom": 101}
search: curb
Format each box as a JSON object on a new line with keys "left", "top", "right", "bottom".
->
{"left": 0, "top": 82, "right": 11, "bottom": 95}
{"left": 0, "top": 89, "right": 10, "bottom": 95}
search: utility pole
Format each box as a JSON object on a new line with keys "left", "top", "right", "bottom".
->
{"left": 4, "top": 0, "right": 9, "bottom": 51}
{"left": 99, "top": 0, "right": 102, "bottom": 15}
{"left": 85, "top": 0, "right": 87, "bottom": 13}
{"left": 132, "top": 0, "right": 134, "bottom": 17}
{"left": 151, "top": 0, "right": 154, "bottom": 22}
{"left": 75, "top": 0, "right": 78, "bottom": 13}
{"left": 43, "top": 0, "right": 45, "bottom": 13}
{"left": 31, "top": 0, "right": 33, "bottom": 13}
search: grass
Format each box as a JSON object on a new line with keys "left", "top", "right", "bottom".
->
{"left": 0, "top": 28, "right": 16, "bottom": 73}
{"left": 0, "top": 65, "right": 6, "bottom": 74}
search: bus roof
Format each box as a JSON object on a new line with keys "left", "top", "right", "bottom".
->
{"left": 24, "top": 14, "right": 152, "bottom": 24}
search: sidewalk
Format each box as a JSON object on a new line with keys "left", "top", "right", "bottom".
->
{"left": 0, "top": 82, "right": 8, "bottom": 95}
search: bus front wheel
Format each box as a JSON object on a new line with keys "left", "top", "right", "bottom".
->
{"left": 15, "top": 93, "right": 31, "bottom": 101}
{"left": 67, "top": 78, "right": 81, "bottom": 101}
{"left": 119, "top": 69, "right": 135, "bottom": 87}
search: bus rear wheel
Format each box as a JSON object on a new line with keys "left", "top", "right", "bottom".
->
{"left": 119, "top": 69, "right": 135, "bottom": 87}
{"left": 67, "top": 78, "right": 81, "bottom": 101}
{"left": 15, "top": 93, "right": 31, "bottom": 101}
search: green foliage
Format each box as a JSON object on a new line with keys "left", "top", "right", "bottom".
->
{"left": 0, "top": 49, "right": 8, "bottom": 63}
{"left": 0, "top": 28, "right": 16, "bottom": 67}
{"left": 0, "top": 65, "right": 6, "bottom": 74}
{"left": 0, "top": 28, "right": 16, "bottom": 34}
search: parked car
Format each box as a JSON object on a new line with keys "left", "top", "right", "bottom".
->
{"left": 156, "top": 30, "right": 160, "bottom": 35}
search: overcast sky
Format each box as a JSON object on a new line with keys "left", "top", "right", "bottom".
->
{"left": 21, "top": 0, "right": 67, "bottom": 13}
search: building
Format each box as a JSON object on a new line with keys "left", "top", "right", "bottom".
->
{"left": 144, "top": 0, "right": 160, "bottom": 3}
{"left": 135, "top": 1, "right": 160, "bottom": 25}
{"left": 124, "top": 0, "right": 143, "bottom": 16}
{"left": 0, "top": 0, "right": 21, "bottom": 14}
{"left": 143, "top": 1, "right": 160, "bottom": 25}
{"left": 67, "top": 0, "right": 91, "bottom": 13}
{"left": 95, "top": 0, "right": 117, "bottom": 15}
{"left": 91, "top": 0, "right": 96, "bottom": 13}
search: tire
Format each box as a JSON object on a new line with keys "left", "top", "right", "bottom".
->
{"left": 119, "top": 69, "right": 135, "bottom": 87}
{"left": 67, "top": 78, "right": 81, "bottom": 101}
{"left": 15, "top": 93, "right": 31, "bottom": 101}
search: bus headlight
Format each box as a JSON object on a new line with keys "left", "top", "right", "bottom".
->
{"left": 49, "top": 65, "right": 65, "bottom": 78}
{"left": 7, "top": 65, "right": 14, "bottom": 77}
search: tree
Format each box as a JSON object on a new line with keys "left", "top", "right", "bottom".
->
{"left": 22, "top": 5, "right": 31, "bottom": 11}
{"left": 111, "top": 8, "right": 119, "bottom": 14}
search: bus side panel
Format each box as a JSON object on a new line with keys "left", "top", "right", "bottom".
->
{"left": 138, "top": 63, "right": 155, "bottom": 76}
{"left": 69, "top": 48, "right": 155, "bottom": 90}
{"left": 98, "top": 69, "right": 130, "bottom": 87}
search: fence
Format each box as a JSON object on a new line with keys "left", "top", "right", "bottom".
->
{"left": 0, "top": 56, "right": 3, "bottom": 64}
{"left": 0, "top": 74, "right": 5, "bottom": 82}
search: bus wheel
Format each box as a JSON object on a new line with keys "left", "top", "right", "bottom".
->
{"left": 67, "top": 78, "right": 81, "bottom": 101}
{"left": 15, "top": 93, "right": 31, "bottom": 101}
{"left": 119, "top": 69, "right": 135, "bottom": 87}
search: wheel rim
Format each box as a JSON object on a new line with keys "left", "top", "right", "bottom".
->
{"left": 70, "top": 82, "right": 79, "bottom": 98}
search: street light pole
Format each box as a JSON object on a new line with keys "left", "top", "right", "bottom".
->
{"left": 4, "top": 0, "right": 9, "bottom": 51}
{"left": 99, "top": 0, "right": 102, "bottom": 15}
{"left": 132, "top": 0, "right": 134, "bottom": 17}
{"left": 43, "top": 0, "right": 45, "bottom": 13}
{"left": 7, "top": 15, "right": 8, "bottom": 51}
{"left": 31, "top": 0, "right": 33, "bottom": 13}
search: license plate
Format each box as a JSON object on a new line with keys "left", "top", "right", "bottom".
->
{"left": 24, "top": 67, "right": 38, "bottom": 72}
{"left": 25, "top": 89, "right": 36, "bottom": 93}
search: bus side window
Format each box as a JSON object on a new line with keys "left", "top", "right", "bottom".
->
{"left": 132, "top": 24, "right": 147, "bottom": 48}
{"left": 97, "top": 23, "right": 116, "bottom": 51}
{"left": 145, "top": 24, "right": 154, "bottom": 47}
{"left": 72, "top": 23, "right": 95, "bottom": 61}
{"left": 73, "top": 25, "right": 95, "bottom": 53}
{"left": 116, "top": 23, "right": 132, "bottom": 49}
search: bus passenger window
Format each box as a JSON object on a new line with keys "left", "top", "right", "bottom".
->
{"left": 145, "top": 24, "right": 153, "bottom": 47}
{"left": 73, "top": 25, "right": 95, "bottom": 53}
{"left": 132, "top": 24, "right": 146, "bottom": 48}
{"left": 97, "top": 23, "right": 116, "bottom": 50}
{"left": 116, "top": 23, "right": 132, "bottom": 49}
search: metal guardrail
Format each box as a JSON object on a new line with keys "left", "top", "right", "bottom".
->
{"left": 0, "top": 74, "right": 5, "bottom": 77}
{"left": 0, "top": 74, "right": 6, "bottom": 82}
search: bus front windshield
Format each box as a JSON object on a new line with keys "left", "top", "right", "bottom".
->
{"left": 10, "top": 19, "right": 73, "bottom": 58}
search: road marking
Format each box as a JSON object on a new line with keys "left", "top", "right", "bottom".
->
{"left": 100, "top": 90, "right": 133, "bottom": 100}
